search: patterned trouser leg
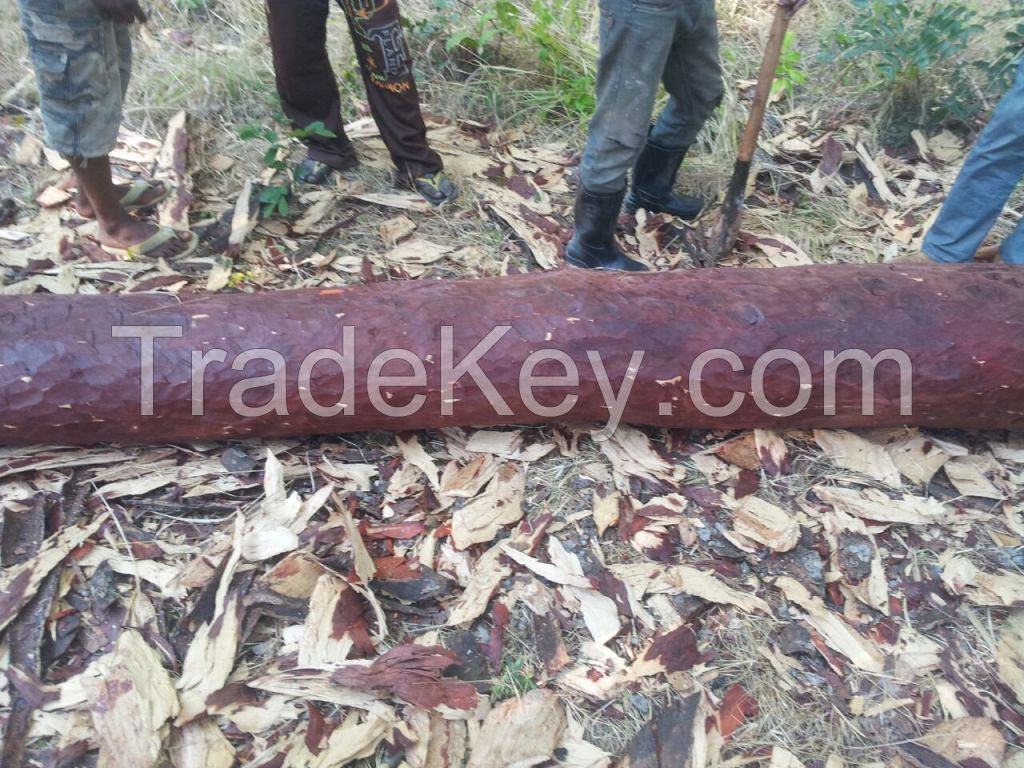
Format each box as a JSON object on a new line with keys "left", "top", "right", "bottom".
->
{"left": 16, "top": 0, "right": 131, "bottom": 158}
{"left": 337, "top": 0, "right": 442, "bottom": 181}
{"left": 266, "top": 0, "right": 442, "bottom": 180}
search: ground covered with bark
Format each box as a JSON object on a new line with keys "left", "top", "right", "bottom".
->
{"left": 2, "top": 422, "right": 1024, "bottom": 767}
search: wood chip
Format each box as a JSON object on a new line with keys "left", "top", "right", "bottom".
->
{"left": 445, "top": 544, "right": 510, "bottom": 627}
{"left": 997, "top": 611, "right": 1024, "bottom": 703}
{"left": 176, "top": 517, "right": 244, "bottom": 724}
{"left": 468, "top": 689, "right": 567, "bottom": 768}
{"left": 83, "top": 629, "right": 179, "bottom": 768}
{"left": 397, "top": 433, "right": 441, "bottom": 490}
{"left": 452, "top": 463, "right": 525, "bottom": 549}
{"left": 611, "top": 563, "right": 769, "bottom": 614}
{"left": 776, "top": 577, "right": 886, "bottom": 673}
{"left": 169, "top": 720, "right": 235, "bottom": 768}
{"left": 919, "top": 718, "right": 1005, "bottom": 768}
{"left": 814, "top": 429, "right": 902, "bottom": 488}
{"left": 155, "top": 109, "right": 193, "bottom": 230}
{"left": 599, "top": 425, "right": 674, "bottom": 484}
{"left": 592, "top": 485, "right": 622, "bottom": 536}
{"left": 379, "top": 215, "right": 417, "bottom": 247}
{"left": 15, "top": 134, "right": 43, "bottom": 166}
{"left": 944, "top": 455, "right": 1004, "bottom": 500}
{"left": 732, "top": 495, "right": 800, "bottom": 552}
{"left": 300, "top": 574, "right": 361, "bottom": 666}
{"left": 0, "top": 514, "right": 107, "bottom": 633}
{"left": 887, "top": 434, "right": 950, "bottom": 485}
{"left": 500, "top": 542, "right": 592, "bottom": 589}
{"left": 813, "top": 485, "right": 951, "bottom": 526}
{"left": 941, "top": 553, "right": 1024, "bottom": 607}
{"left": 36, "top": 186, "right": 72, "bottom": 208}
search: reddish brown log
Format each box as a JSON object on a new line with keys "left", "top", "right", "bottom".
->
{"left": 1, "top": 264, "right": 1022, "bottom": 446}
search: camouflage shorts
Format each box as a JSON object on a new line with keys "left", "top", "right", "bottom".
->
{"left": 17, "top": 0, "right": 131, "bottom": 158}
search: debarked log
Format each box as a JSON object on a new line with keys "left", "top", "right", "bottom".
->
{"left": 1, "top": 264, "right": 1023, "bottom": 446}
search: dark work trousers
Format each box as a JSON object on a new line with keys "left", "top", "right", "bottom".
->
{"left": 579, "top": 0, "right": 724, "bottom": 193}
{"left": 265, "top": 0, "right": 443, "bottom": 182}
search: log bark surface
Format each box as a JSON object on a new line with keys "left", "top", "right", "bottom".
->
{"left": 1, "top": 264, "right": 1022, "bottom": 446}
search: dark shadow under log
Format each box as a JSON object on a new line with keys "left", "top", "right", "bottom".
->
{"left": 1, "top": 264, "right": 1022, "bottom": 446}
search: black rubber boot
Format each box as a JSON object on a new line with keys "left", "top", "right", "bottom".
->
{"left": 566, "top": 187, "right": 649, "bottom": 272}
{"left": 624, "top": 141, "right": 705, "bottom": 220}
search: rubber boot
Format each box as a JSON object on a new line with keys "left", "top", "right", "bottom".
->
{"left": 624, "top": 141, "right": 705, "bottom": 220}
{"left": 566, "top": 187, "right": 649, "bottom": 272}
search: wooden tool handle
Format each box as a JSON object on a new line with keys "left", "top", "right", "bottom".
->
{"left": 737, "top": 4, "right": 793, "bottom": 164}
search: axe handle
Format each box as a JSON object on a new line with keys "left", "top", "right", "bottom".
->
{"left": 738, "top": 3, "right": 795, "bottom": 163}
{"left": 705, "top": 3, "right": 799, "bottom": 266}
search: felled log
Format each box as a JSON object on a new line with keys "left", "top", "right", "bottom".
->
{"left": 1, "top": 264, "right": 1022, "bottom": 446}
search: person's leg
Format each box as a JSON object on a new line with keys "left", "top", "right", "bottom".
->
{"left": 336, "top": 0, "right": 454, "bottom": 202}
{"left": 76, "top": 177, "right": 170, "bottom": 218}
{"left": 72, "top": 155, "right": 190, "bottom": 257}
{"left": 1000, "top": 219, "right": 1024, "bottom": 264}
{"left": 74, "top": 21, "right": 168, "bottom": 218}
{"left": 265, "top": 0, "right": 358, "bottom": 173}
{"left": 18, "top": 0, "right": 193, "bottom": 258}
{"left": 578, "top": 0, "right": 681, "bottom": 194}
{"left": 923, "top": 60, "right": 1024, "bottom": 263}
{"left": 649, "top": 0, "right": 724, "bottom": 151}
{"left": 569, "top": 0, "right": 680, "bottom": 270}
{"left": 626, "top": 0, "right": 723, "bottom": 218}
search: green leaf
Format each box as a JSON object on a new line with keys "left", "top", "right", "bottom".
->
{"left": 446, "top": 31, "right": 472, "bottom": 51}
{"left": 238, "top": 124, "right": 262, "bottom": 140}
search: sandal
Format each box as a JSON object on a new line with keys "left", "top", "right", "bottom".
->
{"left": 411, "top": 171, "right": 458, "bottom": 207}
{"left": 76, "top": 179, "right": 171, "bottom": 218}
{"left": 119, "top": 179, "right": 171, "bottom": 210}
{"left": 100, "top": 226, "right": 198, "bottom": 260}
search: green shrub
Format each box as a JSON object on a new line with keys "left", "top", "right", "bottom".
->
{"left": 774, "top": 31, "right": 808, "bottom": 99}
{"left": 826, "top": 0, "right": 984, "bottom": 141}
{"left": 977, "top": 2, "right": 1024, "bottom": 93}
{"left": 408, "top": 0, "right": 596, "bottom": 121}
{"left": 238, "top": 118, "right": 335, "bottom": 218}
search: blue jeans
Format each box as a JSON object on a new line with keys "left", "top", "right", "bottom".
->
{"left": 924, "top": 58, "right": 1024, "bottom": 264}
{"left": 579, "top": 0, "right": 723, "bottom": 193}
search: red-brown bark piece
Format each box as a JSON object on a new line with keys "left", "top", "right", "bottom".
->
{"left": 618, "top": 694, "right": 703, "bottom": 768}
{"left": 329, "top": 645, "right": 478, "bottom": 710}
{"left": 1, "top": 265, "right": 1023, "bottom": 445}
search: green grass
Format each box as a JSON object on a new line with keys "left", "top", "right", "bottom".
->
{"left": 491, "top": 654, "right": 539, "bottom": 701}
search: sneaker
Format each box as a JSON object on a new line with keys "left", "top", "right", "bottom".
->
{"left": 413, "top": 171, "right": 458, "bottom": 206}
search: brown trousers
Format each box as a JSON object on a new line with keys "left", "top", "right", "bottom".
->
{"left": 265, "top": 0, "right": 443, "bottom": 181}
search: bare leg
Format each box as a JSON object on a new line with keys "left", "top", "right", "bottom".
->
{"left": 71, "top": 156, "right": 191, "bottom": 258}
{"left": 76, "top": 178, "right": 167, "bottom": 218}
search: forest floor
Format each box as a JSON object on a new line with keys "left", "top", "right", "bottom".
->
{"left": 1, "top": 1, "right": 1023, "bottom": 767}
